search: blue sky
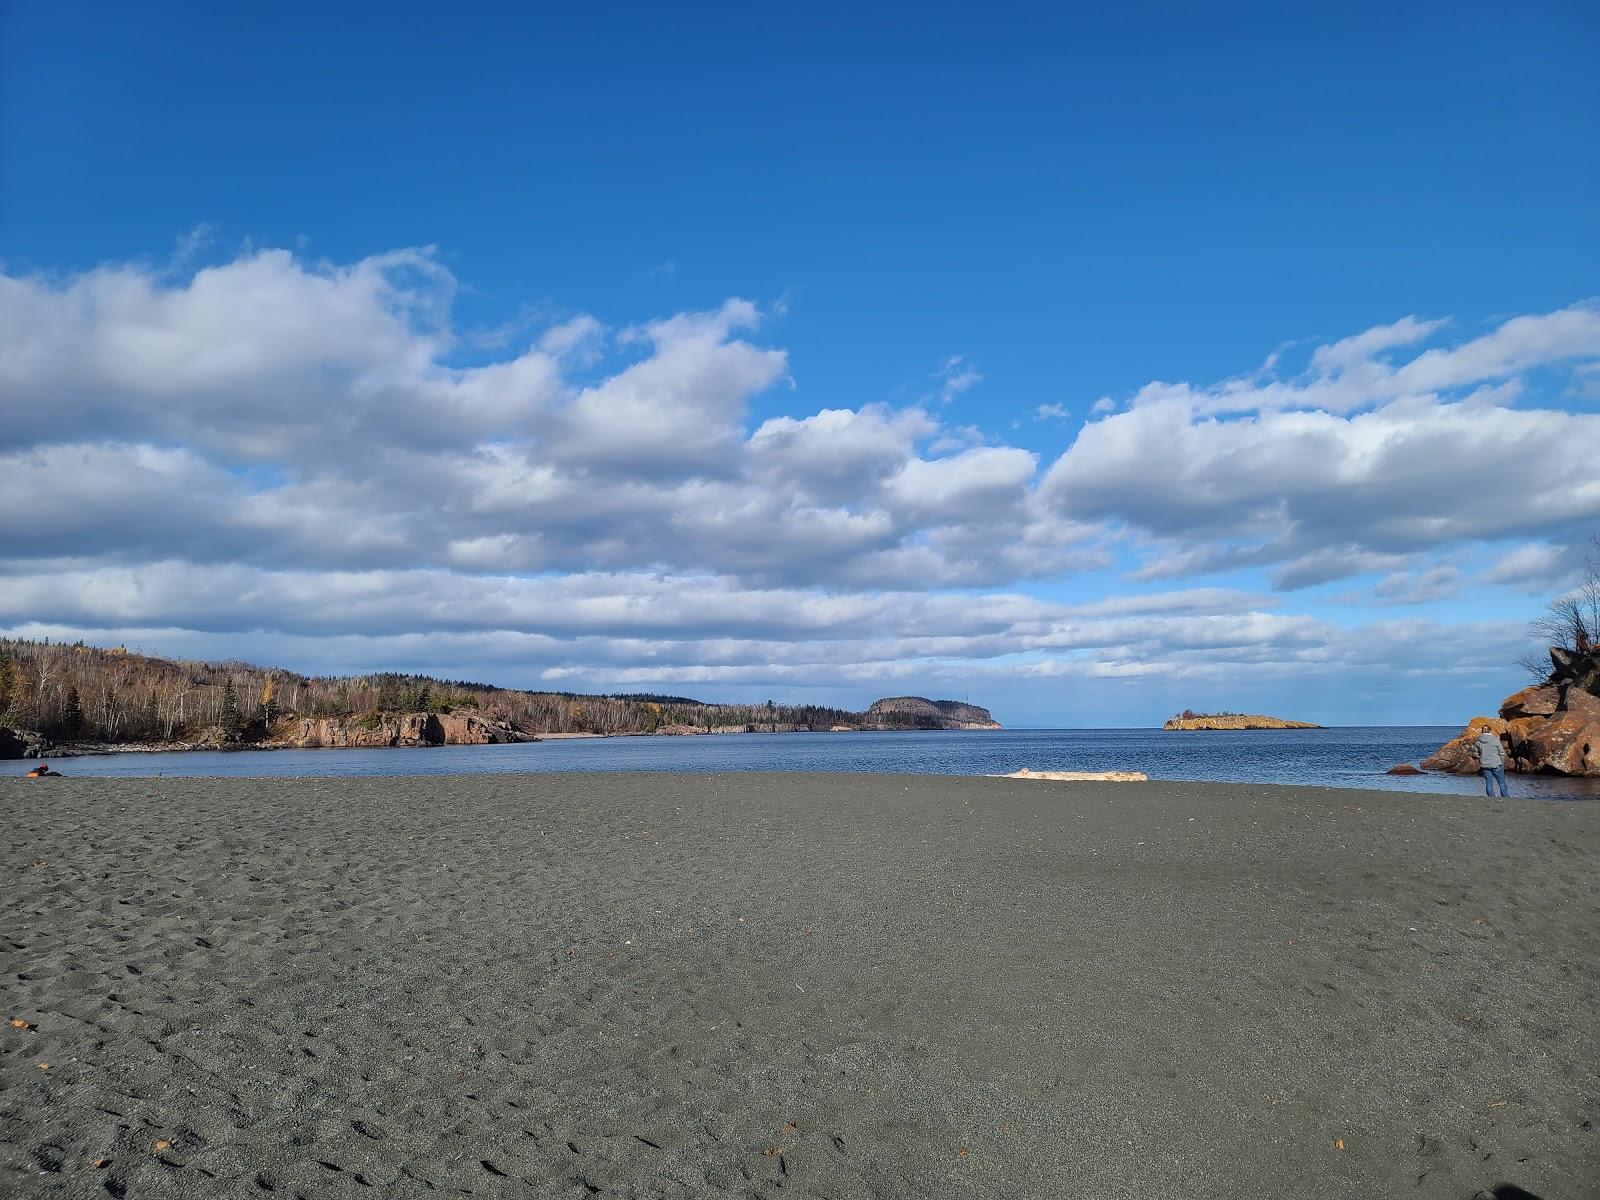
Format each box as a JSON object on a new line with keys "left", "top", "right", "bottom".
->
{"left": 2, "top": 1, "right": 1598, "bottom": 725}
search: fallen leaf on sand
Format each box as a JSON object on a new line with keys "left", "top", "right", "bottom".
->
{"left": 782, "top": 1123, "right": 797, "bottom": 1134}
{"left": 92, "top": 1158, "right": 110, "bottom": 1168}
{"left": 958, "top": 1147, "right": 970, "bottom": 1158}
{"left": 33, "top": 859, "right": 47, "bottom": 867}
{"left": 36, "top": 1063, "right": 49, "bottom": 1070}
{"left": 762, "top": 1147, "right": 783, "bottom": 1158}
{"left": 152, "top": 1140, "right": 171, "bottom": 1151}
{"left": 10, "top": 1018, "right": 34, "bottom": 1029}
{"left": 1334, "top": 1139, "right": 1345, "bottom": 1151}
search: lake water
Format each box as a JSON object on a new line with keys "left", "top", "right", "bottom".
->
{"left": 46, "top": 727, "right": 1600, "bottom": 800}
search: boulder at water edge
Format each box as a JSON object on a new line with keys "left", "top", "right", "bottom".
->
{"left": 0, "top": 727, "right": 54, "bottom": 759}
{"left": 1425, "top": 649, "right": 1600, "bottom": 777}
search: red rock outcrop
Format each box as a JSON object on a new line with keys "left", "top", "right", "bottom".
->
{"left": 1504, "top": 687, "right": 1600, "bottom": 776}
{"left": 265, "top": 712, "right": 533, "bottom": 749}
{"left": 1498, "top": 684, "right": 1562, "bottom": 718}
{"left": 1422, "top": 717, "right": 1511, "bottom": 774}
{"left": 1425, "top": 649, "right": 1600, "bottom": 777}
{"left": 436, "top": 713, "right": 532, "bottom": 745}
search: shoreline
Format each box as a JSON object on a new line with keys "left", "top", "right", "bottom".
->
{"left": 26, "top": 730, "right": 1599, "bottom": 800}
{"left": 33, "top": 724, "right": 999, "bottom": 757}
{"left": 15, "top": 765, "right": 1598, "bottom": 802}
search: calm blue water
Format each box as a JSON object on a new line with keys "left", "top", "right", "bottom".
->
{"left": 44, "top": 727, "right": 1599, "bottom": 800}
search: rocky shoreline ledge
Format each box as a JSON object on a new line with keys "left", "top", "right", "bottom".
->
{"left": 2, "top": 696, "right": 1001, "bottom": 759}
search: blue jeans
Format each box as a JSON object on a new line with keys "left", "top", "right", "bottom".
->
{"left": 1481, "top": 765, "right": 1508, "bottom": 797}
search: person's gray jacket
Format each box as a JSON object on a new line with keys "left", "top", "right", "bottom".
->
{"left": 1474, "top": 730, "right": 1505, "bottom": 770}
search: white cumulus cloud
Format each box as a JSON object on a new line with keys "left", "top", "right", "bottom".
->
{"left": 2, "top": 243, "right": 1595, "bottom": 710}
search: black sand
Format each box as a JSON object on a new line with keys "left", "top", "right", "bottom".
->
{"left": 2, "top": 772, "right": 1596, "bottom": 1199}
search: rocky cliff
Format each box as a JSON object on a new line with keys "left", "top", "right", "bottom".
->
{"left": 263, "top": 712, "right": 536, "bottom": 749}
{"left": 0, "top": 727, "right": 55, "bottom": 759}
{"left": 1424, "top": 647, "right": 1600, "bottom": 777}
{"left": 863, "top": 697, "right": 1001, "bottom": 730}
{"left": 1162, "top": 714, "right": 1320, "bottom": 731}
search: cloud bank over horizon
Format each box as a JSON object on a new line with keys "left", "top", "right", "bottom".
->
{"left": 4, "top": 245, "right": 1598, "bottom": 723}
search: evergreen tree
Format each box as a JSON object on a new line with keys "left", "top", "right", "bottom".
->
{"left": 62, "top": 686, "right": 84, "bottom": 737}
{"left": 220, "top": 679, "right": 242, "bottom": 738}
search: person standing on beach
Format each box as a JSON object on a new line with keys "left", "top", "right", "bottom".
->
{"left": 1474, "top": 728, "right": 1510, "bottom": 797}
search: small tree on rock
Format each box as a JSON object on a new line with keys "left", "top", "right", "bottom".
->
{"left": 1521, "top": 535, "right": 1600, "bottom": 679}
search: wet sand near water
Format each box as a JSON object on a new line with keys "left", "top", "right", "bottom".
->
{"left": 2, "top": 772, "right": 1596, "bottom": 1198}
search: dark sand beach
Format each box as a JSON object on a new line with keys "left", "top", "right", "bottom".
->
{"left": 2, "top": 772, "right": 1596, "bottom": 1199}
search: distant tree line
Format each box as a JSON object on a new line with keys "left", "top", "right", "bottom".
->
{"left": 0, "top": 638, "right": 864, "bottom": 744}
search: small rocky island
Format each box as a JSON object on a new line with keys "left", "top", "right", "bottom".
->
{"left": 862, "top": 697, "right": 1001, "bottom": 730}
{"left": 1162, "top": 711, "right": 1321, "bottom": 731}
{"left": 1424, "top": 646, "right": 1600, "bottom": 777}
